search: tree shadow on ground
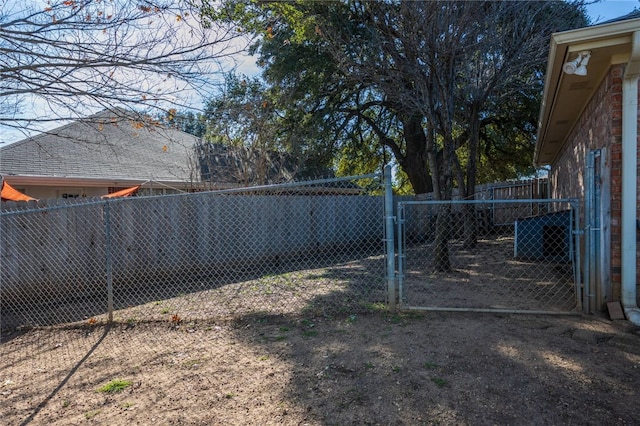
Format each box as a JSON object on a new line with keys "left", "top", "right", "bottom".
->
{"left": 0, "top": 240, "right": 384, "bottom": 331}
{"left": 5, "top": 230, "right": 640, "bottom": 424}
{"left": 226, "top": 306, "right": 640, "bottom": 425}
{"left": 2, "top": 285, "right": 640, "bottom": 424}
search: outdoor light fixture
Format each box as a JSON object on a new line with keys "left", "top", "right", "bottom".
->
{"left": 563, "top": 51, "right": 591, "bottom": 76}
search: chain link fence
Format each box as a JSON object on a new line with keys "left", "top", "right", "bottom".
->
{"left": 1, "top": 174, "right": 388, "bottom": 334}
{"left": 397, "top": 199, "right": 581, "bottom": 313}
{"left": 1, "top": 180, "right": 584, "bottom": 335}
{"left": 1, "top": 175, "right": 592, "bottom": 423}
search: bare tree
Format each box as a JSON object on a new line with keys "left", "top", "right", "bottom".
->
{"left": 198, "top": 74, "right": 302, "bottom": 185}
{"left": 0, "top": 0, "right": 243, "bottom": 140}
{"left": 316, "top": 1, "right": 588, "bottom": 268}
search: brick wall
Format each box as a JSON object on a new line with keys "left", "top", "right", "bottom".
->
{"left": 550, "top": 64, "right": 639, "bottom": 306}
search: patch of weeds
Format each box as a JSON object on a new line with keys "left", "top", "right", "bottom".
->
{"left": 161, "top": 308, "right": 170, "bottom": 314}
{"left": 302, "top": 330, "right": 318, "bottom": 338}
{"left": 62, "top": 400, "right": 71, "bottom": 408}
{"left": 431, "top": 377, "right": 447, "bottom": 387}
{"left": 301, "top": 304, "right": 324, "bottom": 317}
{"left": 364, "top": 362, "right": 375, "bottom": 370}
{"left": 279, "top": 326, "right": 290, "bottom": 332}
{"left": 182, "top": 358, "right": 205, "bottom": 369}
{"left": 405, "top": 311, "right": 424, "bottom": 320}
{"left": 224, "top": 392, "right": 235, "bottom": 399}
{"left": 391, "top": 365, "right": 401, "bottom": 373}
{"left": 258, "top": 355, "right": 269, "bottom": 361}
{"left": 281, "top": 272, "right": 298, "bottom": 287}
{"left": 267, "top": 272, "right": 296, "bottom": 287}
{"left": 122, "top": 402, "right": 135, "bottom": 409}
{"left": 275, "top": 335, "right": 287, "bottom": 341}
{"left": 365, "top": 302, "right": 387, "bottom": 312}
{"left": 423, "top": 362, "right": 439, "bottom": 370}
{"left": 153, "top": 301, "right": 162, "bottom": 306}
{"left": 389, "top": 315, "right": 403, "bottom": 324}
{"left": 85, "top": 410, "right": 101, "bottom": 420}
{"left": 301, "top": 319, "right": 315, "bottom": 328}
{"left": 126, "top": 318, "right": 137, "bottom": 326}
{"left": 346, "top": 314, "right": 357, "bottom": 324}
{"left": 98, "top": 379, "right": 132, "bottom": 394}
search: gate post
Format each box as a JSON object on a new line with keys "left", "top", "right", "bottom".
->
{"left": 584, "top": 151, "right": 595, "bottom": 314}
{"left": 384, "top": 165, "right": 397, "bottom": 311}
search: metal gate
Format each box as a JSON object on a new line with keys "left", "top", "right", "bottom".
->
{"left": 396, "top": 199, "right": 581, "bottom": 313}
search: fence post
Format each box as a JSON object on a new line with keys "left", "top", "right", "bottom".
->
{"left": 384, "top": 164, "right": 396, "bottom": 311}
{"left": 103, "top": 201, "right": 114, "bottom": 323}
{"left": 573, "top": 199, "right": 584, "bottom": 314}
{"left": 584, "top": 151, "right": 594, "bottom": 314}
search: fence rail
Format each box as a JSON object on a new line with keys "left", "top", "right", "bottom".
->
{"left": 1, "top": 174, "right": 387, "bottom": 333}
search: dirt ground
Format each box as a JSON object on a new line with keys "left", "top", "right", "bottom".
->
{"left": 2, "top": 309, "right": 640, "bottom": 425}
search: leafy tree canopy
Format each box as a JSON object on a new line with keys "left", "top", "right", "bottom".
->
{"left": 199, "top": 0, "right": 589, "bottom": 196}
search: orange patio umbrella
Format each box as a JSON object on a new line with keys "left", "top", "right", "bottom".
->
{"left": 1, "top": 180, "right": 37, "bottom": 202}
{"left": 102, "top": 185, "right": 141, "bottom": 198}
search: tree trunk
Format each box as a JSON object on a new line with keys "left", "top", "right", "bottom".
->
{"left": 401, "top": 115, "right": 433, "bottom": 195}
{"left": 463, "top": 105, "right": 481, "bottom": 249}
{"left": 403, "top": 154, "right": 433, "bottom": 195}
{"left": 432, "top": 130, "right": 455, "bottom": 272}
{"left": 462, "top": 203, "right": 478, "bottom": 249}
{"left": 434, "top": 204, "right": 451, "bottom": 272}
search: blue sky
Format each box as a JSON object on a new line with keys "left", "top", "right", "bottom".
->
{"left": 586, "top": 0, "right": 639, "bottom": 23}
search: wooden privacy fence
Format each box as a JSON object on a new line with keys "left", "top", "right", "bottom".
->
{"left": 0, "top": 174, "right": 387, "bottom": 330}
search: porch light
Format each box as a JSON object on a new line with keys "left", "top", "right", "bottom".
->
{"left": 563, "top": 51, "right": 591, "bottom": 76}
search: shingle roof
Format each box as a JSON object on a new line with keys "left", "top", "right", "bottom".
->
{"left": 0, "top": 109, "right": 200, "bottom": 183}
{"left": 594, "top": 9, "right": 640, "bottom": 26}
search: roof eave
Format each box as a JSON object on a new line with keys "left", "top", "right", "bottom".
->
{"left": 535, "top": 17, "right": 640, "bottom": 167}
{"left": 0, "top": 175, "right": 199, "bottom": 188}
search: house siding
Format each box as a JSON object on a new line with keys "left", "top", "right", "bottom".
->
{"left": 550, "top": 64, "right": 640, "bottom": 306}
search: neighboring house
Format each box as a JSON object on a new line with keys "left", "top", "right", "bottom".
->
{"left": 0, "top": 108, "right": 304, "bottom": 200}
{"left": 0, "top": 108, "right": 204, "bottom": 199}
{"left": 535, "top": 11, "right": 640, "bottom": 323}
{"left": 0, "top": 109, "right": 305, "bottom": 201}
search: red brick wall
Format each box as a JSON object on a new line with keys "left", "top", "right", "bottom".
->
{"left": 550, "top": 64, "right": 639, "bottom": 305}
{"left": 609, "top": 66, "right": 624, "bottom": 296}
{"left": 550, "top": 66, "right": 619, "bottom": 200}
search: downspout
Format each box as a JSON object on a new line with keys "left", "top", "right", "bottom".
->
{"left": 621, "top": 31, "right": 640, "bottom": 325}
